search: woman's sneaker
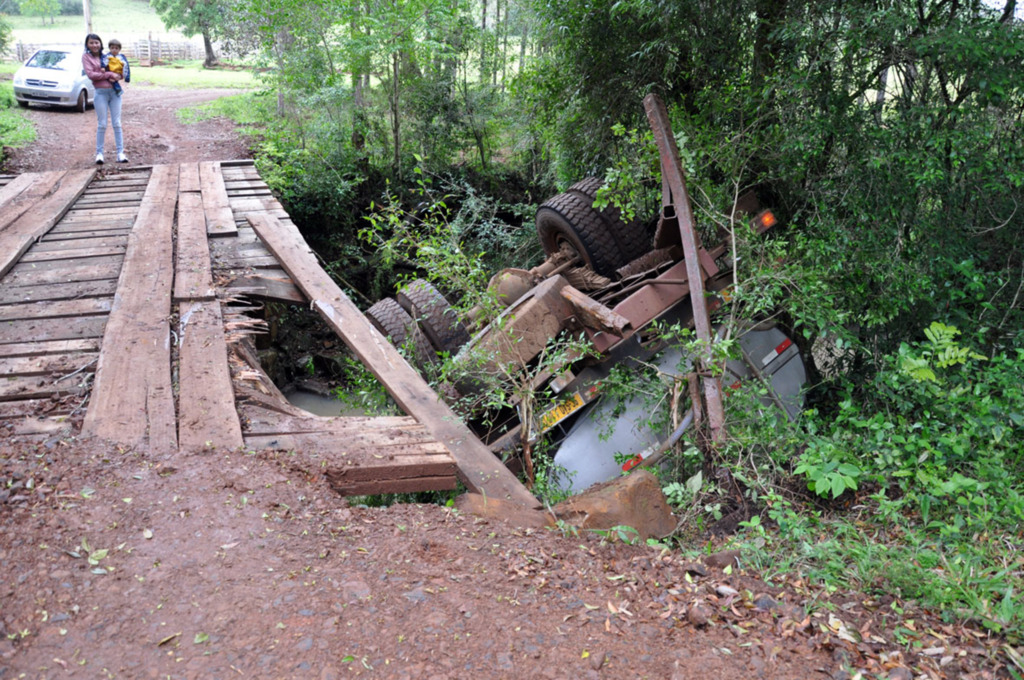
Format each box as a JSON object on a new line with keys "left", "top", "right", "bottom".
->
{"left": 117, "top": 152, "right": 128, "bottom": 163}
{"left": 95, "top": 153, "right": 104, "bottom": 164}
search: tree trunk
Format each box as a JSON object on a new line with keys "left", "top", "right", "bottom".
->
{"left": 202, "top": 27, "right": 218, "bottom": 68}
{"left": 480, "top": 0, "right": 488, "bottom": 82}
{"left": 519, "top": 21, "right": 526, "bottom": 75}
{"left": 500, "top": 0, "right": 508, "bottom": 91}
{"left": 391, "top": 52, "right": 401, "bottom": 175}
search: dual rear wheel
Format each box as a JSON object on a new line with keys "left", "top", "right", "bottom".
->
{"left": 365, "top": 280, "right": 471, "bottom": 370}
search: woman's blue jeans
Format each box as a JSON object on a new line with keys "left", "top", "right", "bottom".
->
{"left": 93, "top": 88, "right": 123, "bottom": 156}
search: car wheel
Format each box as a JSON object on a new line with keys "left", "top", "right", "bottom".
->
{"left": 396, "top": 280, "right": 471, "bottom": 355}
{"left": 17, "top": 100, "right": 29, "bottom": 109}
{"left": 76, "top": 90, "right": 87, "bottom": 113}
{"left": 365, "top": 297, "right": 437, "bottom": 370}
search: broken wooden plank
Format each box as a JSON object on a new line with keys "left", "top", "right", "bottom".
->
{"left": 82, "top": 164, "right": 178, "bottom": 452}
{"left": 248, "top": 212, "right": 538, "bottom": 508}
{"left": 0, "top": 169, "right": 96, "bottom": 279}
{"left": 177, "top": 300, "right": 243, "bottom": 450}
{"left": 224, "top": 272, "right": 305, "bottom": 304}
{"left": 173, "top": 191, "right": 216, "bottom": 301}
{"left": 199, "top": 161, "right": 237, "bottom": 237}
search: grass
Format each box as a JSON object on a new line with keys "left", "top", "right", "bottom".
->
{"left": 6, "top": 0, "right": 180, "bottom": 44}
{"left": 133, "top": 61, "right": 256, "bottom": 89}
{"left": 177, "top": 91, "right": 269, "bottom": 123}
{"left": 709, "top": 493, "right": 1024, "bottom": 643}
{"left": 0, "top": 82, "right": 36, "bottom": 148}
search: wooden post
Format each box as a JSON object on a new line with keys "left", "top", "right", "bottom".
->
{"left": 83, "top": 0, "right": 91, "bottom": 32}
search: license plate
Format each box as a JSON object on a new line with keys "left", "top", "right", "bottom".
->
{"left": 539, "top": 392, "right": 585, "bottom": 431}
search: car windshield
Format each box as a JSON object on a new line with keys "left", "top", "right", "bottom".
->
{"left": 26, "top": 51, "right": 73, "bottom": 70}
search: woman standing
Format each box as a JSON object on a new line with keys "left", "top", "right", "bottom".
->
{"left": 81, "top": 34, "right": 127, "bottom": 164}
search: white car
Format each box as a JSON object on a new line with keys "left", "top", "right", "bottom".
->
{"left": 13, "top": 47, "right": 96, "bottom": 112}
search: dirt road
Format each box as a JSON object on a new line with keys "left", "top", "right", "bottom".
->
{"left": 4, "top": 85, "right": 250, "bottom": 172}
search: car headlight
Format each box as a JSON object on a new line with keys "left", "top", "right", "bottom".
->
{"left": 13, "top": 75, "right": 25, "bottom": 86}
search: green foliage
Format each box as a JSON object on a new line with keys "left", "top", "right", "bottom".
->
{"left": 590, "top": 124, "right": 660, "bottom": 223}
{"left": 359, "top": 161, "right": 536, "bottom": 302}
{"left": 150, "top": 0, "right": 224, "bottom": 39}
{"left": 18, "top": 0, "right": 59, "bottom": 23}
{"left": 0, "top": 14, "right": 11, "bottom": 53}
{"left": 0, "top": 82, "right": 35, "bottom": 150}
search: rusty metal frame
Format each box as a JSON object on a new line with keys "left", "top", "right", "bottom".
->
{"left": 643, "top": 94, "right": 727, "bottom": 443}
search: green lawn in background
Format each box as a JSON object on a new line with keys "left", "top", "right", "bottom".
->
{"left": 132, "top": 61, "right": 256, "bottom": 89}
{"left": 7, "top": 0, "right": 185, "bottom": 45}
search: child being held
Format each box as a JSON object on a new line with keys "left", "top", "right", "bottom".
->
{"left": 101, "top": 39, "right": 130, "bottom": 95}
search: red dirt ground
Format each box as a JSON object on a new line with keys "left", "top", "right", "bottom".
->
{"left": 4, "top": 85, "right": 250, "bottom": 172}
{"left": 0, "top": 83, "right": 1015, "bottom": 679}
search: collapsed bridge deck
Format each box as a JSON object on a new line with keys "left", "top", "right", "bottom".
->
{"left": 0, "top": 162, "right": 534, "bottom": 506}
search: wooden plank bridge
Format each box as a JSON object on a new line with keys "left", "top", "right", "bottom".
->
{"left": 0, "top": 162, "right": 536, "bottom": 508}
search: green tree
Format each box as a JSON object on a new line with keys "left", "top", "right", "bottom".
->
{"left": 150, "top": 0, "right": 225, "bottom": 67}
{"left": 19, "top": 0, "right": 59, "bottom": 25}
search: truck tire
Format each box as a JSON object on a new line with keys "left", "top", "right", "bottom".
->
{"left": 365, "top": 297, "right": 436, "bottom": 370}
{"left": 536, "top": 192, "right": 625, "bottom": 278}
{"left": 396, "top": 279, "right": 471, "bottom": 355}
{"left": 567, "top": 177, "right": 652, "bottom": 263}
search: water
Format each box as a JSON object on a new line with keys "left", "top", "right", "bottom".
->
{"left": 284, "top": 389, "right": 368, "bottom": 417}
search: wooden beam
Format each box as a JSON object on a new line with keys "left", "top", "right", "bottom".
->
{"left": 0, "top": 338, "right": 100, "bottom": 360}
{"left": 0, "top": 297, "right": 112, "bottom": 322}
{"left": 178, "top": 163, "right": 201, "bottom": 193}
{"left": 0, "top": 316, "right": 107, "bottom": 344}
{"left": 0, "top": 172, "right": 63, "bottom": 232}
{"left": 0, "top": 352, "right": 97, "bottom": 377}
{"left": 0, "top": 169, "right": 96, "bottom": 279}
{"left": 177, "top": 300, "right": 243, "bottom": 450}
{"left": 247, "top": 213, "right": 538, "bottom": 508}
{"left": 199, "top": 161, "right": 237, "bottom": 237}
{"left": 0, "top": 173, "right": 36, "bottom": 208}
{"left": 0, "top": 280, "right": 119, "bottom": 305}
{"left": 83, "top": 165, "right": 178, "bottom": 452}
{"left": 173, "top": 191, "right": 216, "bottom": 301}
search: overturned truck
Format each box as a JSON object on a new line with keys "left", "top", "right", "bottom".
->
{"left": 366, "top": 98, "right": 806, "bottom": 494}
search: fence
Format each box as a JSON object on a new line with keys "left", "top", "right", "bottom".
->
{"left": 11, "top": 35, "right": 207, "bottom": 64}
